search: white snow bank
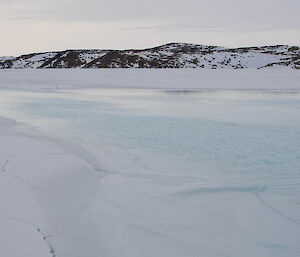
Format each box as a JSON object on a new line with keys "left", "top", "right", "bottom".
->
{"left": 0, "top": 69, "right": 299, "bottom": 91}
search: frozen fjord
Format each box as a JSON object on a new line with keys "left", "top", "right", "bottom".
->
{"left": 0, "top": 69, "right": 299, "bottom": 257}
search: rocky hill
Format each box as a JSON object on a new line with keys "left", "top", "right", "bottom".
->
{"left": 1, "top": 43, "right": 299, "bottom": 69}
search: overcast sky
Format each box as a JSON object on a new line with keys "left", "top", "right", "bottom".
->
{"left": 0, "top": 0, "right": 299, "bottom": 56}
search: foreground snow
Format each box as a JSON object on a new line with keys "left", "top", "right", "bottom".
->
{"left": 0, "top": 117, "right": 103, "bottom": 257}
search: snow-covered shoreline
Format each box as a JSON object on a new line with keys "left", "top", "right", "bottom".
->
{"left": 0, "top": 69, "right": 300, "bottom": 92}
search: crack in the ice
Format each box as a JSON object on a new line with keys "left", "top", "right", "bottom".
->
{"left": 13, "top": 174, "right": 83, "bottom": 209}
{"left": 124, "top": 219, "right": 231, "bottom": 257}
{"left": 0, "top": 213, "right": 56, "bottom": 257}
{"left": 1, "top": 159, "right": 9, "bottom": 172}
{"left": 255, "top": 192, "right": 300, "bottom": 226}
{"left": 2, "top": 161, "right": 85, "bottom": 210}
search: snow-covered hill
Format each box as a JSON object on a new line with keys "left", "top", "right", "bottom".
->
{"left": 0, "top": 56, "right": 14, "bottom": 62}
{"left": 1, "top": 43, "right": 299, "bottom": 69}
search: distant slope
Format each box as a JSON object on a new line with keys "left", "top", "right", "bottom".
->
{"left": 1, "top": 43, "right": 299, "bottom": 69}
{"left": 0, "top": 56, "right": 15, "bottom": 62}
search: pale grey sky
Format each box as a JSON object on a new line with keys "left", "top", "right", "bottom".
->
{"left": 0, "top": 0, "right": 299, "bottom": 56}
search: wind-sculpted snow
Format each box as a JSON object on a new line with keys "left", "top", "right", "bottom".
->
{"left": 177, "top": 185, "right": 266, "bottom": 195}
{"left": 0, "top": 117, "right": 103, "bottom": 257}
{"left": 0, "top": 43, "right": 299, "bottom": 69}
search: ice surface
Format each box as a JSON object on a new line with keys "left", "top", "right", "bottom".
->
{"left": 0, "top": 70, "right": 299, "bottom": 257}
